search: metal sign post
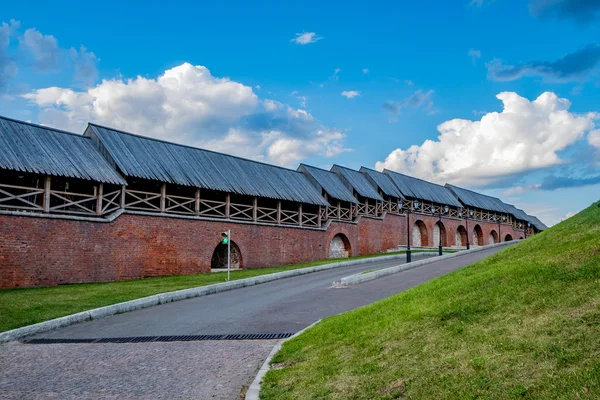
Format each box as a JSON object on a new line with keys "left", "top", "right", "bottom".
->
{"left": 227, "top": 229, "right": 231, "bottom": 281}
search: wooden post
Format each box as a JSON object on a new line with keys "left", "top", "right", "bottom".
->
{"left": 298, "top": 203, "right": 303, "bottom": 226}
{"left": 318, "top": 205, "right": 322, "bottom": 227}
{"left": 160, "top": 183, "right": 166, "bottom": 213}
{"left": 277, "top": 200, "right": 281, "bottom": 224}
{"left": 120, "top": 185, "right": 126, "bottom": 208}
{"left": 253, "top": 197, "right": 258, "bottom": 222}
{"left": 225, "top": 193, "right": 231, "bottom": 218}
{"left": 337, "top": 201, "right": 341, "bottom": 220}
{"left": 96, "top": 183, "right": 103, "bottom": 216}
{"left": 365, "top": 198, "right": 368, "bottom": 215}
{"left": 43, "top": 176, "right": 51, "bottom": 213}
{"left": 195, "top": 188, "right": 200, "bottom": 216}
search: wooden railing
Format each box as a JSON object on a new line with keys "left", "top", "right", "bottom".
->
{"left": 49, "top": 190, "right": 97, "bottom": 216}
{"left": 0, "top": 183, "right": 44, "bottom": 212}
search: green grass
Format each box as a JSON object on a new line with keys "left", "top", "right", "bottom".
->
{"left": 261, "top": 203, "right": 600, "bottom": 399}
{"left": 0, "top": 249, "right": 419, "bottom": 333}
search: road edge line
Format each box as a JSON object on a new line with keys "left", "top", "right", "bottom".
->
{"left": 339, "top": 242, "right": 514, "bottom": 286}
{"left": 0, "top": 252, "right": 435, "bottom": 344}
{"left": 245, "top": 320, "right": 322, "bottom": 400}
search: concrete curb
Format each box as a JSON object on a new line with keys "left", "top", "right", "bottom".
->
{"left": 245, "top": 320, "right": 322, "bottom": 400}
{"left": 0, "top": 251, "right": 436, "bottom": 344}
{"left": 339, "top": 242, "right": 514, "bottom": 286}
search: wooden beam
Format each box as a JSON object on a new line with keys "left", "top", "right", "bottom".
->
{"left": 120, "top": 185, "right": 126, "bottom": 208}
{"left": 225, "top": 193, "right": 231, "bottom": 218}
{"left": 298, "top": 203, "right": 303, "bottom": 226}
{"left": 195, "top": 188, "right": 200, "bottom": 216}
{"left": 160, "top": 183, "right": 166, "bottom": 213}
{"left": 43, "top": 176, "right": 51, "bottom": 213}
{"left": 277, "top": 200, "right": 281, "bottom": 224}
{"left": 318, "top": 205, "right": 322, "bottom": 227}
{"left": 96, "top": 183, "right": 103, "bottom": 216}
{"left": 253, "top": 197, "right": 258, "bottom": 222}
{"left": 337, "top": 201, "right": 341, "bottom": 220}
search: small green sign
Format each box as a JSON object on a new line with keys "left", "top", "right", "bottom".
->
{"left": 222, "top": 238, "right": 228, "bottom": 244}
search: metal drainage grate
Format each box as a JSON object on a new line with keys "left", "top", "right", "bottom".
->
{"left": 23, "top": 333, "right": 294, "bottom": 345}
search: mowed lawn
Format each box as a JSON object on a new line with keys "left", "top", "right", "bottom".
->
{"left": 262, "top": 203, "right": 600, "bottom": 399}
{"left": 0, "top": 249, "right": 425, "bottom": 333}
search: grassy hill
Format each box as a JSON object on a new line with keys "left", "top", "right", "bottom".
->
{"left": 261, "top": 202, "right": 600, "bottom": 399}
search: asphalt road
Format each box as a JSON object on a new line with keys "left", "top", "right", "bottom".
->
{"left": 33, "top": 245, "right": 510, "bottom": 340}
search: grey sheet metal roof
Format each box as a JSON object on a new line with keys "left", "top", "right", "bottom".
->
{"left": 86, "top": 124, "right": 329, "bottom": 206}
{"left": 298, "top": 164, "right": 359, "bottom": 204}
{"left": 503, "top": 204, "right": 531, "bottom": 222}
{"left": 526, "top": 215, "right": 548, "bottom": 231}
{"left": 0, "top": 116, "right": 126, "bottom": 185}
{"left": 446, "top": 184, "right": 510, "bottom": 214}
{"left": 360, "top": 167, "right": 404, "bottom": 199}
{"left": 384, "top": 170, "right": 463, "bottom": 207}
{"left": 332, "top": 165, "right": 383, "bottom": 201}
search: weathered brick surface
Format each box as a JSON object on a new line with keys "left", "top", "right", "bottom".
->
{"left": 0, "top": 211, "right": 524, "bottom": 288}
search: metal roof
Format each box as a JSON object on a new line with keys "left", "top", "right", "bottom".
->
{"left": 446, "top": 184, "right": 510, "bottom": 214}
{"left": 359, "top": 167, "right": 404, "bottom": 199}
{"left": 384, "top": 170, "right": 463, "bottom": 207}
{"left": 298, "top": 164, "right": 359, "bottom": 204}
{"left": 86, "top": 124, "right": 329, "bottom": 206}
{"left": 0, "top": 116, "right": 126, "bottom": 185}
{"left": 526, "top": 214, "right": 548, "bottom": 231}
{"left": 332, "top": 165, "right": 383, "bottom": 201}
{"left": 503, "top": 204, "right": 531, "bottom": 222}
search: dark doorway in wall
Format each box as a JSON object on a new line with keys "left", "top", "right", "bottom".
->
{"left": 330, "top": 233, "right": 351, "bottom": 258}
{"left": 489, "top": 230, "right": 499, "bottom": 244}
{"left": 412, "top": 220, "right": 429, "bottom": 247}
{"left": 455, "top": 226, "right": 468, "bottom": 246}
{"left": 504, "top": 234, "right": 513, "bottom": 241}
{"left": 473, "top": 225, "right": 484, "bottom": 246}
{"left": 433, "top": 221, "right": 447, "bottom": 247}
{"left": 211, "top": 241, "right": 242, "bottom": 270}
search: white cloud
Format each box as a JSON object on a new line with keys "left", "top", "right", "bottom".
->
{"left": 70, "top": 46, "right": 98, "bottom": 88}
{"left": 341, "top": 90, "right": 360, "bottom": 99}
{"left": 255, "top": 85, "right": 260, "bottom": 89}
{"left": 589, "top": 129, "right": 600, "bottom": 148}
{"left": 404, "top": 79, "right": 414, "bottom": 86}
{"left": 20, "top": 28, "right": 61, "bottom": 72}
{"left": 383, "top": 89, "right": 436, "bottom": 117}
{"left": 331, "top": 68, "right": 340, "bottom": 80}
{"left": 290, "top": 32, "right": 322, "bottom": 45}
{"left": 469, "top": 48, "right": 482, "bottom": 66}
{"left": 23, "top": 62, "right": 350, "bottom": 167}
{"left": 362, "top": 68, "right": 369, "bottom": 74}
{"left": 0, "top": 20, "right": 19, "bottom": 88}
{"left": 376, "top": 92, "right": 596, "bottom": 186}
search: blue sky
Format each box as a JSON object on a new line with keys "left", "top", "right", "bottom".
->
{"left": 1, "top": 0, "right": 600, "bottom": 225}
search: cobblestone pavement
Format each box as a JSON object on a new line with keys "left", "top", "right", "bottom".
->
{"left": 0, "top": 340, "right": 278, "bottom": 400}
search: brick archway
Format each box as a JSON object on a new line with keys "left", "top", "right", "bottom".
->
{"left": 455, "top": 225, "right": 467, "bottom": 246}
{"left": 412, "top": 220, "right": 429, "bottom": 247}
{"left": 211, "top": 240, "right": 243, "bottom": 269}
{"left": 433, "top": 221, "right": 447, "bottom": 247}
{"left": 473, "top": 224, "right": 484, "bottom": 246}
{"left": 504, "top": 234, "right": 513, "bottom": 241}
{"left": 488, "top": 230, "right": 499, "bottom": 244}
{"left": 330, "top": 233, "right": 351, "bottom": 258}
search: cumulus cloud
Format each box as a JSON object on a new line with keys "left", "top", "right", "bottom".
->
{"left": 0, "top": 20, "right": 19, "bottom": 89}
{"left": 290, "top": 32, "right": 322, "bottom": 45}
{"left": 487, "top": 44, "right": 600, "bottom": 82}
{"left": 23, "top": 63, "right": 350, "bottom": 167}
{"left": 362, "top": 68, "right": 369, "bottom": 74}
{"left": 469, "top": 49, "right": 481, "bottom": 66}
{"left": 341, "top": 90, "right": 360, "bottom": 99}
{"left": 376, "top": 92, "right": 596, "bottom": 187}
{"left": 530, "top": 0, "right": 600, "bottom": 23}
{"left": 69, "top": 46, "right": 98, "bottom": 88}
{"left": 383, "top": 89, "right": 435, "bottom": 117}
{"left": 20, "top": 28, "right": 61, "bottom": 72}
{"left": 589, "top": 129, "right": 600, "bottom": 148}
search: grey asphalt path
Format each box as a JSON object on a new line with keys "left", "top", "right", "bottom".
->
{"left": 33, "top": 246, "right": 508, "bottom": 340}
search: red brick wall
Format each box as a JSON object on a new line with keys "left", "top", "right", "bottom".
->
{"left": 0, "top": 211, "right": 524, "bottom": 288}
